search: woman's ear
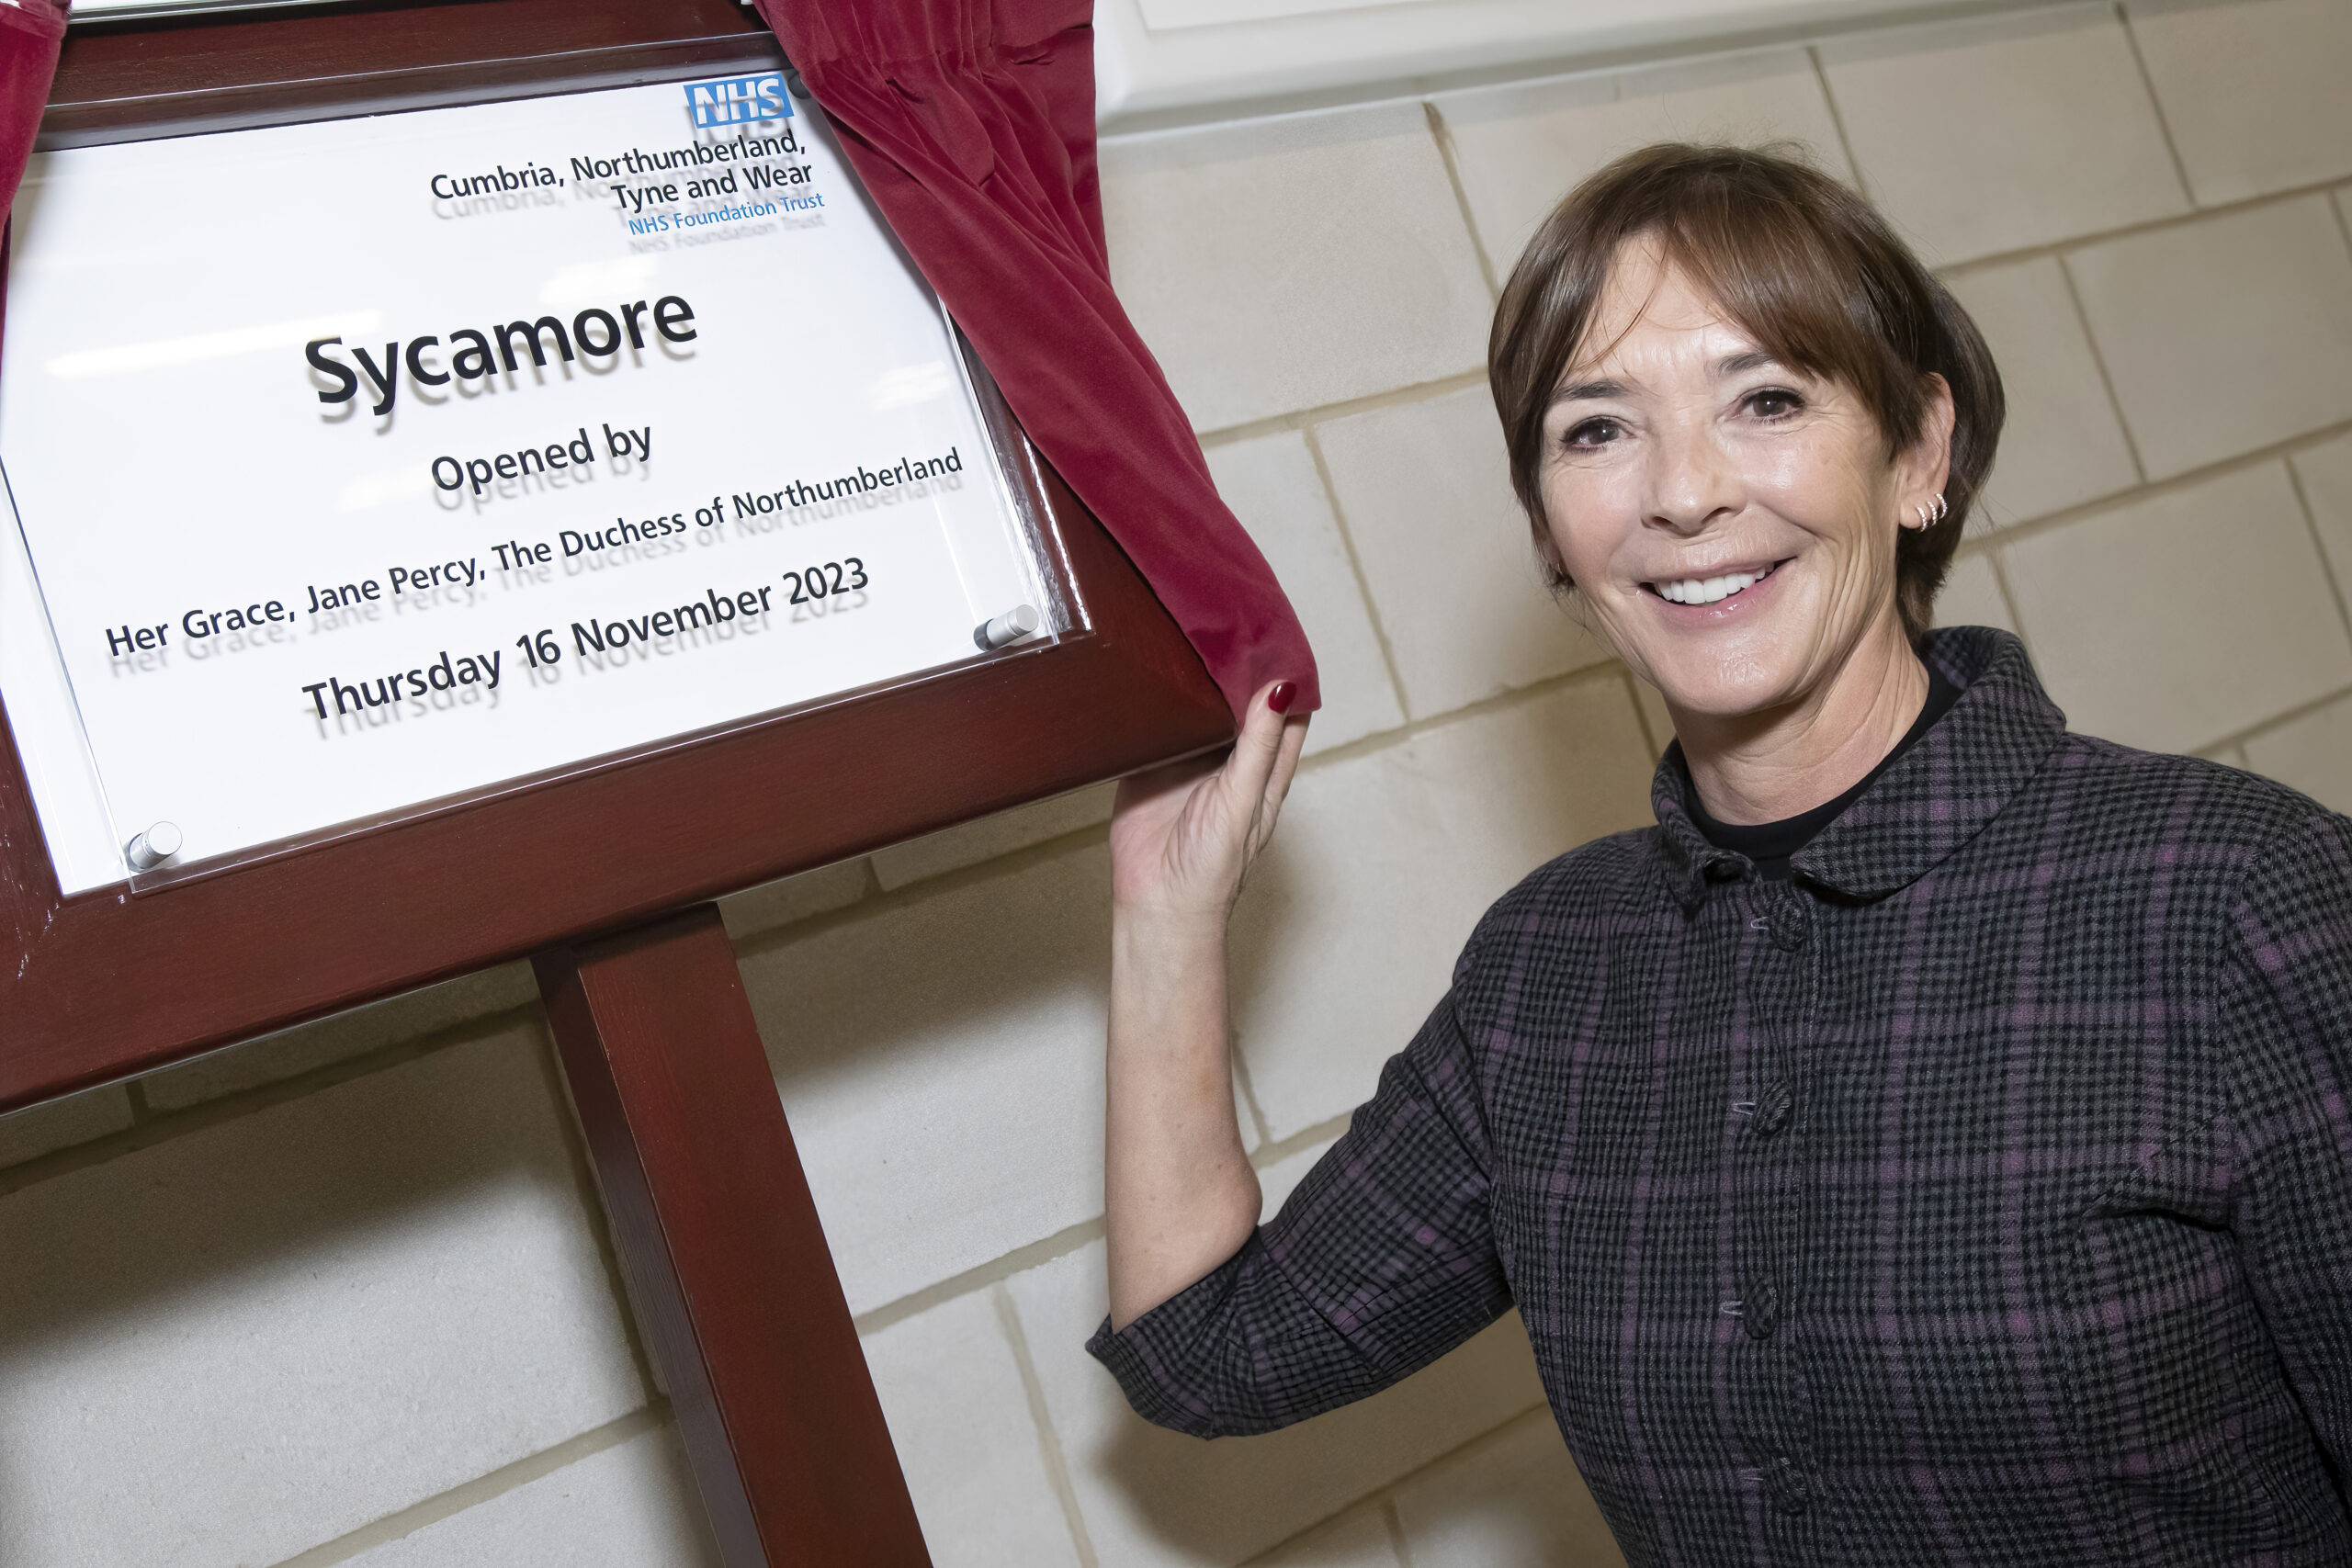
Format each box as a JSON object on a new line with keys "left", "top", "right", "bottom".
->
{"left": 1532, "top": 520, "right": 1574, "bottom": 593}
{"left": 1905, "top": 372, "right": 1958, "bottom": 503}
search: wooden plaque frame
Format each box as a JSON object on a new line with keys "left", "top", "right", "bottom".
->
{"left": 4, "top": 6, "right": 1233, "bottom": 1562}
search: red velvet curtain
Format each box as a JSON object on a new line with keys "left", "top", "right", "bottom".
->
{"left": 0, "top": 0, "right": 67, "bottom": 365}
{"left": 752, "top": 0, "right": 1318, "bottom": 722}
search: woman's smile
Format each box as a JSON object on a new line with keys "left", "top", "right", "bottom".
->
{"left": 1641, "top": 557, "right": 1787, "bottom": 609}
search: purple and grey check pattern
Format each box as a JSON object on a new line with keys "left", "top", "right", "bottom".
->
{"left": 1090, "top": 626, "right": 2352, "bottom": 1565}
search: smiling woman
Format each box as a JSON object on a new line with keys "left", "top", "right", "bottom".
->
{"left": 1493, "top": 146, "right": 1997, "bottom": 827}
{"left": 1091, "top": 142, "right": 2352, "bottom": 1566}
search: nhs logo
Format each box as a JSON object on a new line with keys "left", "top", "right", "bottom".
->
{"left": 684, "top": 73, "right": 792, "bottom": 129}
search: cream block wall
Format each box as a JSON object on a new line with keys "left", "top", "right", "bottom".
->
{"left": 5, "top": 0, "right": 2351, "bottom": 1562}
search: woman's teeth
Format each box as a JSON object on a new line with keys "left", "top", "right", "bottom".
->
{"left": 1654, "top": 565, "right": 1773, "bottom": 605}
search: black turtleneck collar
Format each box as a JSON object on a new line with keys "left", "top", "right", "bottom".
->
{"left": 1669, "top": 661, "right": 1963, "bottom": 884}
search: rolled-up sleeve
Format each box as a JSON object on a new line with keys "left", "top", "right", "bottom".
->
{"left": 1087, "top": 953, "right": 1512, "bottom": 1438}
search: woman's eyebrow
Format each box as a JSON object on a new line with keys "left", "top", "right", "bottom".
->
{"left": 1717, "top": 350, "right": 1781, "bottom": 377}
{"left": 1549, "top": 377, "right": 1628, "bottom": 406}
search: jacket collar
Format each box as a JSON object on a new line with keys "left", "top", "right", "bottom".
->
{"left": 1649, "top": 626, "right": 2069, "bottom": 910}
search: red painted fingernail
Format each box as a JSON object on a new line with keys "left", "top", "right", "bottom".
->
{"left": 1268, "top": 682, "right": 1297, "bottom": 714}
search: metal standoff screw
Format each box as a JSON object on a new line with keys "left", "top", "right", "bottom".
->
{"left": 125, "top": 821, "right": 183, "bottom": 871}
{"left": 974, "top": 604, "right": 1041, "bottom": 650}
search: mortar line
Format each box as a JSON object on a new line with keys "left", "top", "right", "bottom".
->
{"left": 1982, "top": 418, "right": 2352, "bottom": 549}
{"left": 991, "top": 1282, "right": 1103, "bottom": 1568}
{"left": 1303, "top": 423, "right": 1419, "bottom": 724}
{"left": 1807, "top": 44, "right": 1866, "bottom": 193}
{"left": 1196, "top": 370, "right": 1487, "bottom": 451}
{"left": 709, "top": 860, "right": 878, "bottom": 947}
{"left": 2114, "top": 2, "right": 2198, "bottom": 210}
{"left": 1981, "top": 546, "right": 2035, "bottom": 661}
{"left": 265, "top": 1404, "right": 671, "bottom": 1568}
{"left": 1295, "top": 656, "right": 1634, "bottom": 777}
{"left": 0, "top": 1001, "right": 545, "bottom": 1201}
{"left": 854, "top": 1216, "right": 1104, "bottom": 1335}
{"left": 1935, "top": 175, "right": 2352, "bottom": 280}
{"left": 2199, "top": 675, "right": 2352, "bottom": 759}
{"left": 2330, "top": 186, "right": 2352, "bottom": 268}
{"left": 1231, "top": 1397, "right": 1555, "bottom": 1566}
{"left": 1423, "top": 99, "right": 1501, "bottom": 300}
{"left": 728, "top": 789, "right": 1136, "bottom": 953}
{"left": 848, "top": 1109, "right": 1362, "bottom": 1339}
{"left": 1252, "top": 1109, "right": 1357, "bottom": 1168}
{"left": 730, "top": 824, "right": 1114, "bottom": 961}
{"left": 2052, "top": 250, "right": 2149, "bottom": 485}
{"left": 2283, "top": 452, "right": 2352, "bottom": 656}
{"left": 1931, "top": 240, "right": 2057, "bottom": 283}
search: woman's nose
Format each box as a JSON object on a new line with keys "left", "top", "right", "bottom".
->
{"left": 1642, "top": 421, "right": 1742, "bottom": 535}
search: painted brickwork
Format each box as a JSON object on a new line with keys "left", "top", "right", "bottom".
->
{"left": 5, "top": 1, "right": 2351, "bottom": 1562}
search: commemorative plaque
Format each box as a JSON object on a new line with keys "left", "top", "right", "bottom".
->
{"left": 2, "top": 69, "right": 1068, "bottom": 892}
{"left": 6, "top": 10, "right": 1243, "bottom": 1563}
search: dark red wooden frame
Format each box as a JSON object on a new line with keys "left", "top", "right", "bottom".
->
{"left": 6, "top": 11, "right": 1231, "bottom": 1562}
{"left": 2, "top": 0, "right": 1231, "bottom": 1112}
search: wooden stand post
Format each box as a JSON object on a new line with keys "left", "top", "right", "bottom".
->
{"left": 536, "top": 908, "right": 931, "bottom": 1568}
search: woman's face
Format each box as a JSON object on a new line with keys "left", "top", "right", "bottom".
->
{"left": 1537, "top": 240, "right": 1949, "bottom": 721}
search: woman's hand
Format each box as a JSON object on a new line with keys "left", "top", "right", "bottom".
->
{"left": 1110, "top": 682, "right": 1309, "bottom": 926}
{"left": 1103, "top": 680, "right": 1308, "bottom": 1330}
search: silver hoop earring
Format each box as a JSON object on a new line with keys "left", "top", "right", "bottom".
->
{"left": 1929, "top": 491, "right": 1949, "bottom": 525}
{"left": 1910, "top": 501, "right": 1931, "bottom": 530}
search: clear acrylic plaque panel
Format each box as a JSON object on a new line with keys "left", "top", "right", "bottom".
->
{"left": 0, "top": 74, "right": 1078, "bottom": 893}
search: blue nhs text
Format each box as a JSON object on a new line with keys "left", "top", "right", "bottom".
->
{"left": 684, "top": 73, "right": 792, "bottom": 129}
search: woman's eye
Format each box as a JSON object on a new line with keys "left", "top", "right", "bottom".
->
{"left": 1745, "top": 388, "right": 1804, "bottom": 421}
{"left": 1562, "top": 417, "right": 1623, "bottom": 449}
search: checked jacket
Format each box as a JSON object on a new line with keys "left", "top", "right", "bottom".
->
{"left": 1089, "top": 626, "right": 2352, "bottom": 1566}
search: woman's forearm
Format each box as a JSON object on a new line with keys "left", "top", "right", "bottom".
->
{"left": 1105, "top": 905, "right": 1262, "bottom": 1331}
{"left": 1101, "top": 682, "right": 1306, "bottom": 1330}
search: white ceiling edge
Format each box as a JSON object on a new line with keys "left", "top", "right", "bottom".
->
{"left": 68, "top": 0, "right": 2068, "bottom": 133}
{"left": 1091, "top": 0, "right": 2075, "bottom": 130}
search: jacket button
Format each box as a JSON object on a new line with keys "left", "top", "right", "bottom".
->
{"left": 1753, "top": 1080, "right": 1793, "bottom": 1138}
{"left": 1744, "top": 1282, "right": 1780, "bottom": 1340}
{"left": 1768, "top": 898, "right": 1813, "bottom": 951}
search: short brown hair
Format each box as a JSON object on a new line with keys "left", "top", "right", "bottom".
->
{"left": 1487, "top": 142, "right": 2004, "bottom": 642}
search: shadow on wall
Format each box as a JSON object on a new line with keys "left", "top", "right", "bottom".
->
{"left": 0, "top": 1022, "right": 650, "bottom": 1568}
{"left": 732, "top": 842, "right": 1125, "bottom": 1317}
{"left": 1096, "top": 1314, "right": 1555, "bottom": 1564}
{"left": 1383, "top": 1406, "right": 1628, "bottom": 1563}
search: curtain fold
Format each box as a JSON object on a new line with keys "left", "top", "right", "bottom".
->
{"left": 752, "top": 0, "right": 1318, "bottom": 722}
{"left": 0, "top": 0, "right": 67, "bottom": 366}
